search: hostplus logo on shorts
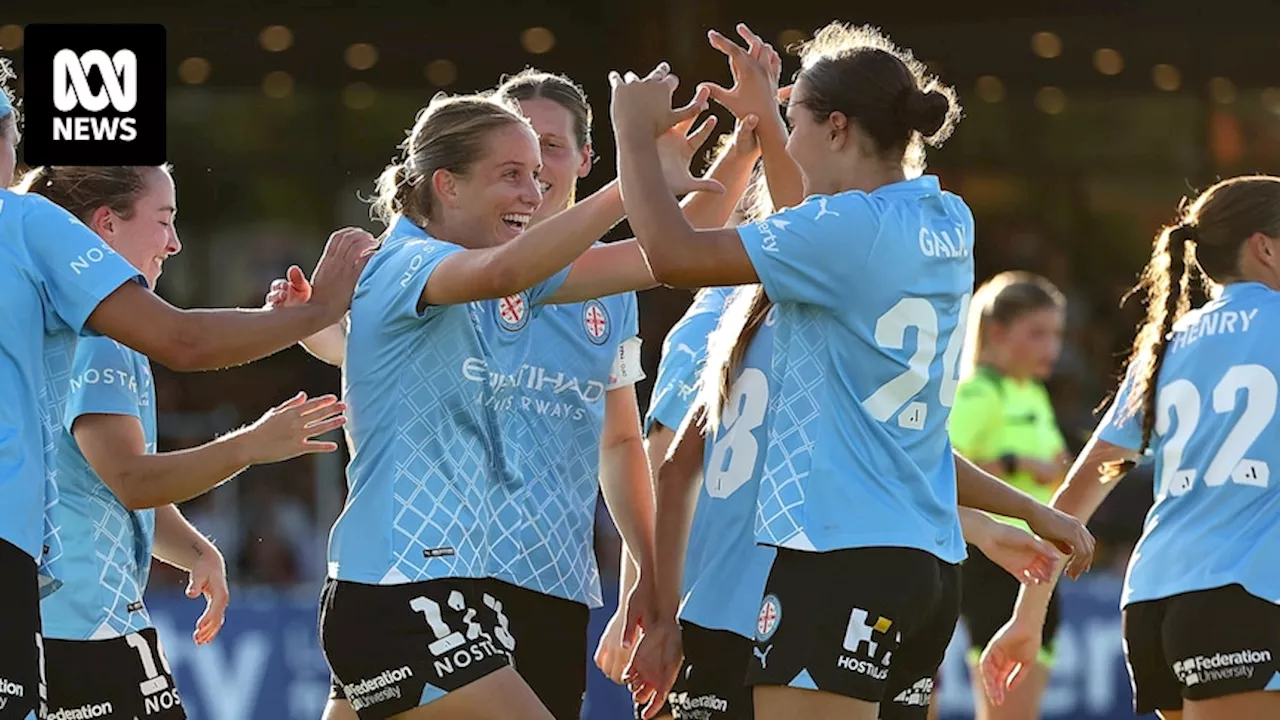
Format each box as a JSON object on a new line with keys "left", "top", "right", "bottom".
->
{"left": 21, "top": 24, "right": 166, "bottom": 166}
{"left": 1173, "top": 649, "right": 1273, "bottom": 687}
{"left": 838, "top": 608, "right": 900, "bottom": 681}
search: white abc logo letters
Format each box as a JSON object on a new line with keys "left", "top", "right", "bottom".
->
{"left": 53, "top": 49, "right": 138, "bottom": 112}
{"left": 52, "top": 49, "right": 139, "bottom": 143}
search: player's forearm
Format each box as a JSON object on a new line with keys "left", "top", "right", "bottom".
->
{"left": 618, "top": 542, "right": 640, "bottom": 607}
{"left": 958, "top": 506, "right": 997, "bottom": 548}
{"left": 152, "top": 504, "right": 216, "bottom": 572}
{"left": 617, "top": 132, "right": 700, "bottom": 281}
{"left": 651, "top": 449, "right": 702, "bottom": 618}
{"left": 681, "top": 145, "right": 759, "bottom": 230}
{"left": 106, "top": 431, "right": 256, "bottom": 510}
{"left": 955, "top": 450, "right": 1040, "bottom": 522}
{"left": 492, "top": 180, "right": 625, "bottom": 295}
{"left": 755, "top": 112, "right": 804, "bottom": 210}
{"left": 166, "top": 305, "right": 336, "bottom": 372}
{"left": 300, "top": 322, "right": 347, "bottom": 366}
{"left": 599, "top": 436, "right": 657, "bottom": 585}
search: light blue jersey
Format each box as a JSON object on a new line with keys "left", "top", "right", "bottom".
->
{"left": 487, "top": 290, "right": 642, "bottom": 607}
{"left": 681, "top": 297, "right": 778, "bottom": 638}
{"left": 645, "top": 287, "right": 736, "bottom": 434}
{"left": 736, "top": 177, "right": 973, "bottom": 563}
{"left": 43, "top": 338, "right": 157, "bottom": 639}
{"left": 0, "top": 190, "right": 141, "bottom": 563}
{"left": 330, "top": 217, "right": 569, "bottom": 585}
{"left": 1098, "top": 282, "right": 1280, "bottom": 608}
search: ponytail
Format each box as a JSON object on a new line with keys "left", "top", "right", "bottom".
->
{"left": 1104, "top": 223, "right": 1196, "bottom": 478}
{"left": 700, "top": 285, "right": 771, "bottom": 432}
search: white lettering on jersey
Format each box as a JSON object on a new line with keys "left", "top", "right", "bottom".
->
{"left": 1170, "top": 307, "right": 1260, "bottom": 353}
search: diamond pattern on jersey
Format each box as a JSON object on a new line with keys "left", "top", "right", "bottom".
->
{"left": 490, "top": 394, "right": 605, "bottom": 606}
{"left": 37, "top": 333, "right": 77, "bottom": 584}
{"left": 755, "top": 306, "right": 826, "bottom": 548}
{"left": 385, "top": 343, "right": 494, "bottom": 582}
{"left": 86, "top": 481, "right": 150, "bottom": 637}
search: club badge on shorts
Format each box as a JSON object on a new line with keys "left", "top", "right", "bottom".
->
{"left": 757, "top": 594, "right": 782, "bottom": 642}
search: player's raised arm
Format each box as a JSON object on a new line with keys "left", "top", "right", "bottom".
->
{"left": 85, "top": 227, "right": 374, "bottom": 371}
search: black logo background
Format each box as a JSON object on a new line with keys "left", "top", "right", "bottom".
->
{"left": 22, "top": 24, "right": 166, "bottom": 166}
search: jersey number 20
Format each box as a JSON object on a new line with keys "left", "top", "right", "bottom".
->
{"left": 863, "top": 295, "right": 971, "bottom": 430}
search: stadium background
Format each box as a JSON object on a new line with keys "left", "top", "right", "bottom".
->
{"left": 7, "top": 0, "right": 1280, "bottom": 716}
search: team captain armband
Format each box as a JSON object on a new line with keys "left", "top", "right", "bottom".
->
{"left": 607, "top": 337, "right": 645, "bottom": 390}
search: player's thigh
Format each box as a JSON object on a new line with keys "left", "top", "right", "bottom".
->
{"left": 0, "top": 540, "right": 40, "bottom": 720}
{"left": 389, "top": 666, "right": 552, "bottom": 720}
{"left": 484, "top": 579, "right": 588, "bottom": 720}
{"left": 321, "top": 577, "right": 513, "bottom": 720}
{"left": 324, "top": 697, "right": 361, "bottom": 720}
{"left": 753, "top": 685, "right": 878, "bottom": 720}
{"left": 45, "top": 628, "right": 185, "bottom": 719}
{"left": 1184, "top": 690, "right": 1280, "bottom": 720}
{"left": 746, "top": 547, "right": 955, "bottom": 719}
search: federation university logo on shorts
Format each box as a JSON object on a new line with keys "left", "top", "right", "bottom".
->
{"left": 581, "top": 299, "right": 611, "bottom": 345}
{"left": 22, "top": 24, "right": 166, "bottom": 166}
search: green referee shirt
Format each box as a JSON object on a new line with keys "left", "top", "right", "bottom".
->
{"left": 949, "top": 366, "right": 1066, "bottom": 532}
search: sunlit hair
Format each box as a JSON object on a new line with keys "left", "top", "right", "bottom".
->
{"left": 15, "top": 165, "right": 171, "bottom": 224}
{"left": 793, "top": 23, "right": 960, "bottom": 173}
{"left": 371, "top": 93, "right": 531, "bottom": 228}
{"left": 1105, "top": 175, "right": 1280, "bottom": 479}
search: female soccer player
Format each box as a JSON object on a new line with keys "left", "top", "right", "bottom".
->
{"left": 279, "top": 69, "right": 751, "bottom": 720}
{"left": 608, "top": 23, "right": 1092, "bottom": 720}
{"left": 19, "top": 164, "right": 348, "bottom": 720}
{"left": 625, "top": 286, "right": 1090, "bottom": 720}
{"left": 949, "top": 271, "right": 1070, "bottom": 720}
{"left": 980, "top": 176, "right": 1280, "bottom": 720}
{"left": 0, "top": 67, "right": 370, "bottom": 720}
{"left": 313, "top": 77, "right": 736, "bottom": 720}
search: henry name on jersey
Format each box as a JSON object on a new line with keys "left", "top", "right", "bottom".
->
{"left": 462, "top": 356, "right": 604, "bottom": 420}
{"left": 1169, "top": 305, "right": 1260, "bottom": 353}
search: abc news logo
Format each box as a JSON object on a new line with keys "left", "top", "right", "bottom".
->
{"left": 22, "top": 24, "right": 166, "bottom": 166}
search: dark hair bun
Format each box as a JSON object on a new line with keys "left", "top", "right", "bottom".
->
{"left": 902, "top": 89, "right": 950, "bottom": 137}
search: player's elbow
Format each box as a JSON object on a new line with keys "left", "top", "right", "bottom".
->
{"left": 147, "top": 313, "right": 207, "bottom": 371}
{"left": 100, "top": 468, "right": 158, "bottom": 511}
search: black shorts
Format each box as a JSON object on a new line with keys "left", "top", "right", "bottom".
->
{"left": 319, "top": 577, "right": 513, "bottom": 720}
{"left": 1123, "top": 583, "right": 1280, "bottom": 715}
{"left": 482, "top": 579, "right": 589, "bottom": 720}
{"left": 667, "top": 622, "right": 753, "bottom": 720}
{"left": 0, "top": 539, "right": 41, "bottom": 720}
{"left": 960, "top": 544, "right": 1061, "bottom": 662}
{"left": 746, "top": 547, "right": 960, "bottom": 720}
{"left": 45, "top": 628, "right": 185, "bottom": 719}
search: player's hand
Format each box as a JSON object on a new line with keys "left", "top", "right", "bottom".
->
{"left": 624, "top": 615, "right": 683, "bottom": 720}
{"left": 308, "top": 228, "right": 377, "bottom": 323}
{"left": 970, "top": 519, "right": 1058, "bottom": 586}
{"left": 264, "top": 265, "right": 312, "bottom": 309}
{"left": 700, "top": 24, "right": 782, "bottom": 122}
{"left": 654, "top": 112, "right": 726, "bottom": 196}
{"left": 979, "top": 616, "right": 1043, "bottom": 706}
{"left": 1026, "top": 504, "right": 1095, "bottom": 579}
{"left": 609, "top": 63, "right": 711, "bottom": 142}
{"left": 594, "top": 605, "right": 632, "bottom": 684}
{"left": 187, "top": 547, "right": 229, "bottom": 646}
{"left": 726, "top": 113, "right": 761, "bottom": 159}
{"left": 242, "top": 392, "right": 347, "bottom": 464}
